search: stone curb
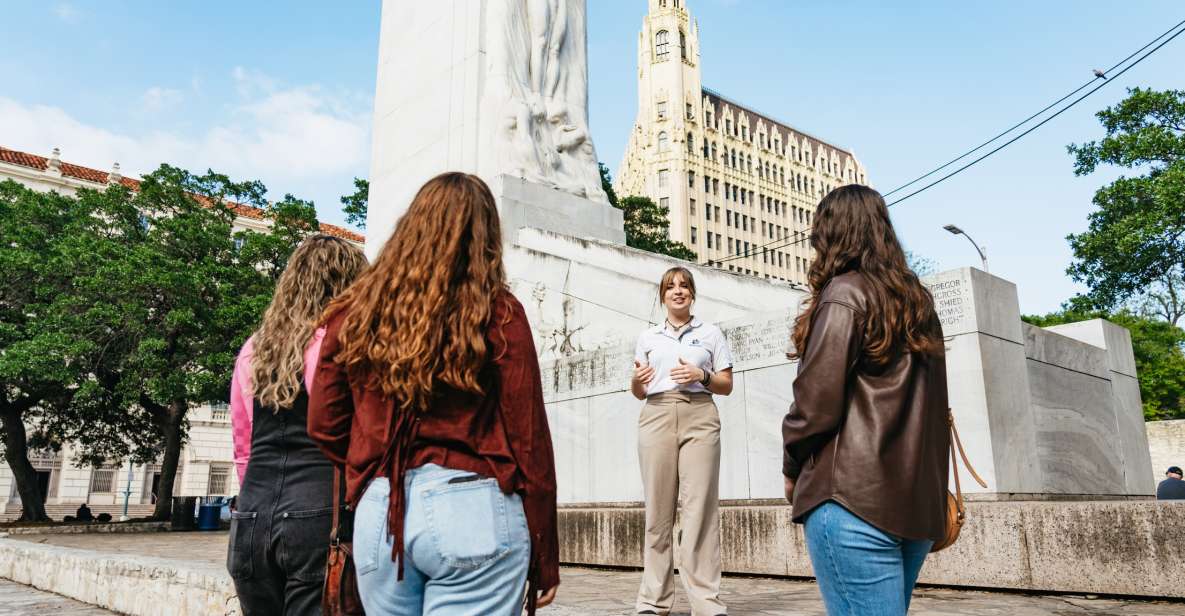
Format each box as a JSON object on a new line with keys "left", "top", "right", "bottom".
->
{"left": 0, "top": 537, "right": 239, "bottom": 616}
{"left": 0, "top": 522, "right": 171, "bottom": 536}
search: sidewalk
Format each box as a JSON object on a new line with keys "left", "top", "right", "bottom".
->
{"left": 1, "top": 531, "right": 1182, "bottom": 615}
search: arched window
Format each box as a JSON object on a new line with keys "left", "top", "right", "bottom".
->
{"left": 680, "top": 30, "right": 688, "bottom": 60}
{"left": 711, "top": 142, "right": 717, "bottom": 160}
{"left": 657, "top": 131, "right": 669, "bottom": 152}
{"left": 687, "top": 132, "right": 695, "bottom": 154}
{"left": 730, "top": 150, "right": 737, "bottom": 168}
{"left": 655, "top": 30, "right": 670, "bottom": 60}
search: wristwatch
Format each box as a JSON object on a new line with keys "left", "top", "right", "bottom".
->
{"left": 700, "top": 368, "right": 713, "bottom": 387}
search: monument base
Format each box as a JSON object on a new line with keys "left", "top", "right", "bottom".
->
{"left": 493, "top": 175, "right": 626, "bottom": 245}
{"left": 557, "top": 500, "right": 1185, "bottom": 599}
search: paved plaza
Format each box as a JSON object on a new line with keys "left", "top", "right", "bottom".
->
{"left": 1, "top": 531, "right": 1182, "bottom": 615}
{"left": 0, "top": 579, "right": 118, "bottom": 615}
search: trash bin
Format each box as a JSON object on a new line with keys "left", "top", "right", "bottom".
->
{"left": 170, "top": 496, "right": 198, "bottom": 531}
{"left": 197, "top": 503, "right": 221, "bottom": 531}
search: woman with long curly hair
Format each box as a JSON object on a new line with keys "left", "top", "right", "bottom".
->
{"left": 307, "top": 172, "right": 559, "bottom": 616}
{"left": 227, "top": 234, "right": 368, "bottom": 615}
{"left": 781, "top": 185, "right": 950, "bottom": 616}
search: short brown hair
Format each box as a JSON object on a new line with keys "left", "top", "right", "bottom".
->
{"left": 658, "top": 266, "right": 697, "bottom": 305}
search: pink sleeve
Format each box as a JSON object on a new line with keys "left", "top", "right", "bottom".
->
{"left": 304, "top": 327, "right": 327, "bottom": 392}
{"left": 230, "top": 337, "right": 255, "bottom": 485}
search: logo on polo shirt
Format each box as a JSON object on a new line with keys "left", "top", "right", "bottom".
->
{"left": 690, "top": 339, "right": 702, "bottom": 346}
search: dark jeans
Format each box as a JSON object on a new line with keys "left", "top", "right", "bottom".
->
{"left": 228, "top": 505, "right": 334, "bottom": 616}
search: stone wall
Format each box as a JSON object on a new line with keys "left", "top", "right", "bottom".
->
{"left": 1147, "top": 419, "right": 1185, "bottom": 486}
{"left": 558, "top": 500, "right": 1185, "bottom": 598}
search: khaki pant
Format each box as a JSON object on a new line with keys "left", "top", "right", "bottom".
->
{"left": 636, "top": 391, "right": 725, "bottom": 616}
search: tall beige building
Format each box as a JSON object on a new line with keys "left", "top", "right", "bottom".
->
{"left": 615, "top": 0, "right": 867, "bottom": 283}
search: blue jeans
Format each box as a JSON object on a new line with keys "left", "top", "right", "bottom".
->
{"left": 353, "top": 465, "right": 531, "bottom": 616}
{"left": 804, "top": 501, "right": 933, "bottom": 616}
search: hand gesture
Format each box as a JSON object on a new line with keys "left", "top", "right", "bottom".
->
{"left": 633, "top": 360, "right": 655, "bottom": 386}
{"left": 536, "top": 584, "right": 558, "bottom": 609}
{"left": 669, "top": 358, "right": 704, "bottom": 385}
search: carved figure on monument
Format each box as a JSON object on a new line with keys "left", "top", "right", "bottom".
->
{"left": 486, "top": 0, "right": 608, "bottom": 203}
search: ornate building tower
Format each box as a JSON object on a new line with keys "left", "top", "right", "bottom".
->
{"left": 616, "top": 0, "right": 868, "bottom": 283}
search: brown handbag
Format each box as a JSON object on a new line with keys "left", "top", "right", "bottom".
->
{"left": 323, "top": 467, "right": 365, "bottom": 615}
{"left": 931, "top": 409, "right": 987, "bottom": 553}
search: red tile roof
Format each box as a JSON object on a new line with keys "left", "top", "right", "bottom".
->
{"left": 0, "top": 146, "right": 365, "bottom": 243}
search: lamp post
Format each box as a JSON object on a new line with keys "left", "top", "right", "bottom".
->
{"left": 943, "top": 224, "right": 988, "bottom": 273}
{"left": 120, "top": 462, "right": 133, "bottom": 522}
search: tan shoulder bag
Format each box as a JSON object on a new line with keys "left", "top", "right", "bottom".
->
{"left": 931, "top": 409, "right": 987, "bottom": 553}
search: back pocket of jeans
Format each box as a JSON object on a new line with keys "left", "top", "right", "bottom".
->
{"left": 424, "top": 478, "right": 510, "bottom": 569}
{"left": 227, "top": 511, "right": 257, "bottom": 579}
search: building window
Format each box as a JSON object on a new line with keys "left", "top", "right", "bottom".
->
{"left": 686, "top": 103, "right": 694, "bottom": 120}
{"left": 706, "top": 233, "right": 713, "bottom": 249}
{"left": 690, "top": 227, "right": 697, "bottom": 244}
{"left": 689, "top": 198, "right": 696, "bottom": 215}
{"left": 688, "top": 170, "right": 695, "bottom": 187}
{"left": 714, "top": 206, "right": 720, "bottom": 220}
{"left": 726, "top": 210, "right": 732, "bottom": 226}
{"left": 680, "top": 30, "right": 688, "bottom": 60}
{"left": 655, "top": 30, "right": 670, "bottom": 60}
{"left": 715, "top": 233, "right": 721, "bottom": 249}
{"left": 209, "top": 402, "right": 229, "bottom": 422}
{"left": 711, "top": 142, "right": 717, "bottom": 161}
{"left": 704, "top": 176, "right": 711, "bottom": 192}
{"left": 656, "top": 102, "right": 668, "bottom": 120}
{"left": 658, "top": 169, "right": 669, "bottom": 188}
{"left": 705, "top": 204, "right": 711, "bottom": 221}
{"left": 728, "top": 238, "right": 734, "bottom": 252}
{"left": 688, "top": 133, "right": 695, "bottom": 155}
{"left": 657, "top": 131, "right": 669, "bottom": 152}
{"left": 740, "top": 191, "right": 746, "bottom": 205}
{"left": 208, "top": 464, "right": 230, "bottom": 496}
{"left": 660, "top": 197, "right": 670, "bottom": 210}
{"left": 712, "top": 179, "right": 719, "bottom": 195}
{"left": 89, "top": 466, "right": 116, "bottom": 494}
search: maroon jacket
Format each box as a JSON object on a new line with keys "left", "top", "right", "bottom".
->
{"left": 307, "top": 291, "right": 560, "bottom": 593}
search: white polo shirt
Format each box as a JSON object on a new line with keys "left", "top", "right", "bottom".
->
{"left": 634, "top": 317, "right": 734, "bottom": 397}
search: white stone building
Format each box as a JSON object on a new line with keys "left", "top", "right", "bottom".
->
{"left": 0, "top": 145, "right": 364, "bottom": 520}
{"left": 615, "top": 0, "right": 868, "bottom": 283}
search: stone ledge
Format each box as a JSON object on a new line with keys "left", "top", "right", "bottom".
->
{"left": 558, "top": 500, "right": 1185, "bottom": 599}
{"left": 0, "top": 538, "right": 237, "bottom": 616}
{"left": 0, "top": 521, "right": 170, "bottom": 536}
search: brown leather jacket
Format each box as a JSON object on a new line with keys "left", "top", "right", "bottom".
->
{"left": 782, "top": 271, "right": 950, "bottom": 542}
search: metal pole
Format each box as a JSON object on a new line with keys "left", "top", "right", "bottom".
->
{"left": 944, "top": 225, "right": 989, "bottom": 273}
{"left": 120, "top": 462, "right": 133, "bottom": 522}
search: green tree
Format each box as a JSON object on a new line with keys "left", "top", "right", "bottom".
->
{"left": 1023, "top": 308, "right": 1185, "bottom": 421}
{"left": 341, "top": 177, "right": 368, "bottom": 229}
{"left": 1065, "top": 88, "right": 1185, "bottom": 317}
{"left": 905, "top": 251, "right": 938, "bottom": 277}
{"left": 0, "top": 181, "right": 106, "bottom": 521}
{"left": 599, "top": 164, "right": 697, "bottom": 261}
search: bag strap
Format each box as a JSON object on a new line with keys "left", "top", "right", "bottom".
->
{"left": 947, "top": 409, "right": 988, "bottom": 520}
{"left": 330, "top": 466, "right": 343, "bottom": 545}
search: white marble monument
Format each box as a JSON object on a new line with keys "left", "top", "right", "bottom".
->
{"left": 367, "top": 0, "right": 622, "bottom": 258}
{"left": 365, "top": 2, "right": 1154, "bottom": 503}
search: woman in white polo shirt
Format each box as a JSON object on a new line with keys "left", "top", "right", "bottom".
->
{"left": 631, "top": 266, "right": 734, "bottom": 616}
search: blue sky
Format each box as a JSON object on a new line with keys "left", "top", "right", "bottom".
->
{"left": 2, "top": 1, "right": 1182, "bottom": 314}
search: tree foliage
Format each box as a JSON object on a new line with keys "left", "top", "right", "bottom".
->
{"left": 1065, "top": 88, "right": 1185, "bottom": 316}
{"left": 0, "top": 166, "right": 312, "bottom": 520}
{"left": 341, "top": 177, "right": 368, "bottom": 230}
{"left": 599, "top": 164, "right": 696, "bottom": 262}
{"left": 1023, "top": 308, "right": 1185, "bottom": 421}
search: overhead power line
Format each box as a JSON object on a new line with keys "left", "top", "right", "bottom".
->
{"left": 881, "top": 17, "right": 1185, "bottom": 199}
{"left": 707, "top": 17, "right": 1185, "bottom": 266}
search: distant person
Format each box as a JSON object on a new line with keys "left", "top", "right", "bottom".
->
{"left": 1158, "top": 466, "right": 1185, "bottom": 500}
{"left": 74, "top": 503, "right": 94, "bottom": 522}
{"left": 308, "top": 173, "right": 560, "bottom": 615}
{"left": 226, "top": 235, "right": 367, "bottom": 616}
{"left": 630, "top": 266, "right": 734, "bottom": 616}
{"left": 782, "top": 185, "right": 951, "bottom": 616}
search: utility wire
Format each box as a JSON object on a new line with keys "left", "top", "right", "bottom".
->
{"left": 881, "top": 17, "right": 1185, "bottom": 199}
{"left": 709, "top": 18, "right": 1185, "bottom": 264}
{"left": 885, "top": 20, "right": 1185, "bottom": 207}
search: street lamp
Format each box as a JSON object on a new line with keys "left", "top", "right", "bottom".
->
{"left": 943, "top": 224, "right": 988, "bottom": 273}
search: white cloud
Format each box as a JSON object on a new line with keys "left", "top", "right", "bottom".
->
{"left": 0, "top": 70, "right": 372, "bottom": 194}
{"left": 140, "top": 87, "right": 184, "bottom": 112}
{"left": 53, "top": 3, "right": 81, "bottom": 22}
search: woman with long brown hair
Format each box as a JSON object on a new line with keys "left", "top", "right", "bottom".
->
{"left": 227, "top": 234, "right": 367, "bottom": 615}
{"left": 781, "top": 185, "right": 950, "bottom": 616}
{"left": 307, "top": 172, "right": 559, "bottom": 616}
